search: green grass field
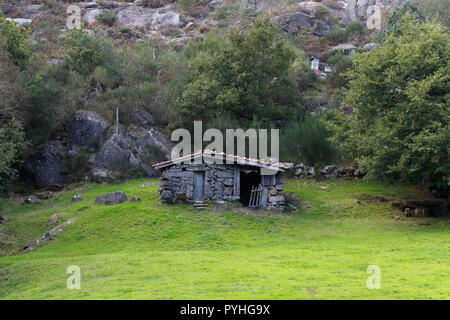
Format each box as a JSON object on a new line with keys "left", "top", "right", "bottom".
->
{"left": 0, "top": 179, "right": 448, "bottom": 300}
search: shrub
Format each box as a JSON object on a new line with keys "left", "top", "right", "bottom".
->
{"left": 346, "top": 21, "right": 365, "bottom": 36}
{"left": 326, "top": 51, "right": 353, "bottom": 88}
{"left": 0, "top": 118, "right": 27, "bottom": 186}
{"left": 63, "top": 30, "right": 118, "bottom": 79}
{"left": 0, "top": 17, "right": 31, "bottom": 69}
{"left": 280, "top": 115, "right": 340, "bottom": 167}
{"left": 325, "top": 27, "right": 349, "bottom": 44}
{"left": 96, "top": 10, "right": 117, "bottom": 27}
{"left": 315, "top": 6, "right": 329, "bottom": 19}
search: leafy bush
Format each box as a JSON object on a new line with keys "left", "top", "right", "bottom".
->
{"left": 328, "top": 18, "right": 450, "bottom": 190}
{"left": 325, "top": 27, "right": 349, "bottom": 44}
{"left": 0, "top": 17, "right": 31, "bottom": 69}
{"left": 326, "top": 51, "right": 353, "bottom": 88}
{"left": 0, "top": 119, "right": 27, "bottom": 186}
{"left": 280, "top": 115, "right": 339, "bottom": 167}
{"left": 63, "top": 30, "right": 118, "bottom": 79}
{"left": 346, "top": 21, "right": 365, "bottom": 36}
{"left": 96, "top": 10, "right": 117, "bottom": 27}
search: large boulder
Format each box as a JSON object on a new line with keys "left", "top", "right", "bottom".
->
{"left": 327, "top": 44, "right": 358, "bottom": 56}
{"left": 67, "top": 110, "right": 111, "bottom": 151}
{"left": 25, "top": 141, "right": 69, "bottom": 188}
{"left": 117, "top": 5, "right": 158, "bottom": 28}
{"left": 276, "top": 12, "right": 330, "bottom": 37}
{"left": 127, "top": 108, "right": 154, "bottom": 128}
{"left": 127, "top": 128, "right": 171, "bottom": 159}
{"left": 95, "top": 191, "right": 128, "bottom": 205}
{"left": 89, "top": 133, "right": 131, "bottom": 170}
{"left": 89, "top": 128, "right": 170, "bottom": 178}
{"left": 83, "top": 9, "right": 103, "bottom": 25}
{"left": 153, "top": 11, "right": 186, "bottom": 29}
{"left": 5, "top": 18, "right": 33, "bottom": 28}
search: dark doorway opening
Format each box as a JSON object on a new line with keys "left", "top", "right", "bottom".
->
{"left": 240, "top": 170, "right": 261, "bottom": 206}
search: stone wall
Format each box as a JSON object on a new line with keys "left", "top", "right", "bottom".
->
{"left": 261, "top": 181, "right": 286, "bottom": 210}
{"left": 158, "top": 163, "right": 237, "bottom": 203}
{"left": 158, "top": 163, "right": 286, "bottom": 210}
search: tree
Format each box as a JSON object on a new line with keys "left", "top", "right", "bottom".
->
{"left": 178, "top": 18, "right": 302, "bottom": 127}
{"left": 0, "top": 17, "right": 31, "bottom": 69}
{"left": 0, "top": 118, "right": 27, "bottom": 188}
{"left": 328, "top": 17, "right": 449, "bottom": 190}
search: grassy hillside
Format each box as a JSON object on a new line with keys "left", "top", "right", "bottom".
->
{"left": 0, "top": 179, "right": 449, "bottom": 299}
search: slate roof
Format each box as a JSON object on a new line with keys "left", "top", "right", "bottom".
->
{"left": 152, "top": 150, "right": 289, "bottom": 171}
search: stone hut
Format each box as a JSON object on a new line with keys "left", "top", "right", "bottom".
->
{"left": 153, "top": 151, "right": 289, "bottom": 210}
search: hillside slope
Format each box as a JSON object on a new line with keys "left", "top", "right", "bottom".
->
{"left": 0, "top": 179, "right": 448, "bottom": 299}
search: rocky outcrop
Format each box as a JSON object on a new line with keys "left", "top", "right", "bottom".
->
{"left": 276, "top": 12, "right": 330, "bottom": 37}
{"left": 327, "top": 44, "right": 358, "bottom": 56}
{"left": 127, "top": 108, "right": 154, "bottom": 128}
{"left": 90, "top": 133, "right": 131, "bottom": 170}
{"left": 25, "top": 141, "right": 69, "bottom": 189}
{"left": 89, "top": 126, "right": 171, "bottom": 178}
{"left": 293, "top": 164, "right": 316, "bottom": 179}
{"left": 95, "top": 191, "right": 128, "bottom": 205}
{"left": 5, "top": 18, "right": 32, "bottom": 28}
{"left": 23, "top": 218, "right": 75, "bottom": 253}
{"left": 67, "top": 110, "right": 111, "bottom": 151}
{"left": 26, "top": 109, "right": 170, "bottom": 188}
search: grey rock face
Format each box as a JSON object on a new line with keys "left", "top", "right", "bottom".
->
{"left": 83, "top": 8, "right": 103, "bottom": 25}
{"left": 362, "top": 42, "right": 376, "bottom": 51}
{"left": 89, "top": 128, "right": 170, "bottom": 179}
{"left": 327, "top": 44, "right": 357, "bottom": 56}
{"left": 277, "top": 12, "right": 330, "bottom": 37}
{"left": 95, "top": 191, "right": 128, "bottom": 205}
{"left": 5, "top": 18, "right": 33, "bottom": 28}
{"left": 117, "top": 5, "right": 158, "bottom": 28}
{"left": 90, "top": 134, "right": 131, "bottom": 170}
{"left": 127, "top": 108, "right": 154, "bottom": 128}
{"left": 67, "top": 110, "right": 111, "bottom": 151}
{"left": 153, "top": 11, "right": 186, "bottom": 28}
{"left": 25, "top": 141, "right": 69, "bottom": 188}
{"left": 90, "top": 168, "right": 118, "bottom": 183}
{"left": 84, "top": 2, "right": 99, "bottom": 9}
{"left": 2, "top": 6, "right": 12, "bottom": 15}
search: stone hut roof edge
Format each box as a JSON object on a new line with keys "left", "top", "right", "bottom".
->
{"left": 152, "top": 151, "right": 289, "bottom": 171}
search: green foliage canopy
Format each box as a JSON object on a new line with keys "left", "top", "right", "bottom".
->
{"left": 179, "top": 19, "right": 303, "bottom": 127}
{"left": 328, "top": 17, "right": 450, "bottom": 189}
